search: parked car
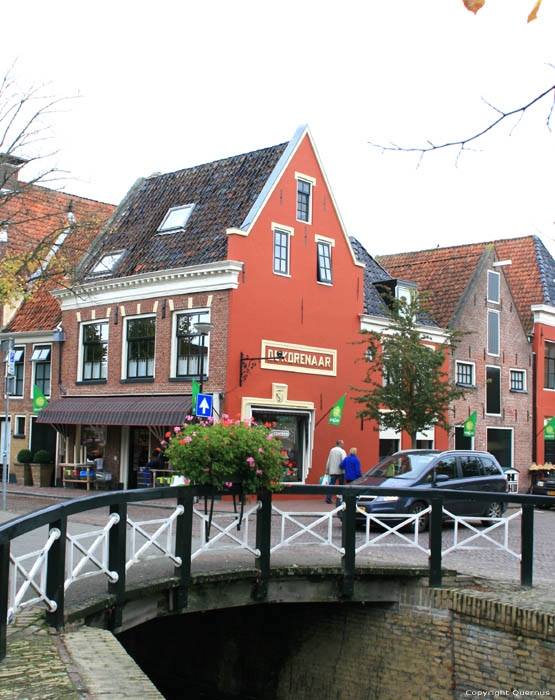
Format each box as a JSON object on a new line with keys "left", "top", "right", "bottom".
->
{"left": 348, "top": 449, "right": 508, "bottom": 530}
{"left": 529, "top": 465, "right": 555, "bottom": 509}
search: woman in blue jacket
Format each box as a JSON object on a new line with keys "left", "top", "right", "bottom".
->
{"left": 340, "top": 447, "right": 362, "bottom": 483}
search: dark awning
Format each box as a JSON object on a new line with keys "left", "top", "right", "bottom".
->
{"left": 36, "top": 395, "right": 193, "bottom": 427}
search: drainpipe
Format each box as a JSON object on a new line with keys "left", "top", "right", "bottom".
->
{"left": 53, "top": 327, "right": 66, "bottom": 486}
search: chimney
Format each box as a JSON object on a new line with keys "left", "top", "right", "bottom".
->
{"left": 0, "top": 154, "right": 27, "bottom": 191}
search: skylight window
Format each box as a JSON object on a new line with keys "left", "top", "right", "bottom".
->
{"left": 158, "top": 204, "right": 195, "bottom": 233}
{"left": 91, "top": 251, "right": 125, "bottom": 275}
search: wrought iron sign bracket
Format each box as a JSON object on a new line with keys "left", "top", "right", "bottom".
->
{"left": 239, "top": 351, "right": 284, "bottom": 386}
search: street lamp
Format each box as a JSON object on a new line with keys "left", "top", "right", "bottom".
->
{"left": 194, "top": 322, "right": 214, "bottom": 393}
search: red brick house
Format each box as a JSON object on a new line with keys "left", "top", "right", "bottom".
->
{"left": 35, "top": 126, "right": 449, "bottom": 488}
{"left": 0, "top": 157, "right": 115, "bottom": 475}
{"left": 378, "top": 237, "right": 553, "bottom": 491}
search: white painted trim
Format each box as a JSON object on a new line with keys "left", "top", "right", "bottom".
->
{"left": 532, "top": 304, "right": 555, "bottom": 327}
{"left": 487, "top": 270, "right": 501, "bottom": 304}
{"left": 294, "top": 171, "right": 316, "bottom": 187}
{"left": 485, "top": 425, "right": 514, "bottom": 469}
{"left": 51, "top": 261, "right": 243, "bottom": 311}
{"left": 487, "top": 309, "right": 501, "bottom": 356}
{"left": 455, "top": 359, "right": 476, "bottom": 386}
{"left": 314, "top": 234, "right": 335, "bottom": 247}
{"left": 30, "top": 342, "right": 52, "bottom": 399}
{"left": 77, "top": 318, "right": 109, "bottom": 383}
{"left": 260, "top": 339, "right": 337, "bottom": 377}
{"left": 484, "top": 364, "right": 502, "bottom": 416}
{"left": 121, "top": 314, "right": 157, "bottom": 381}
{"left": 359, "top": 314, "right": 449, "bottom": 345}
{"left": 170, "top": 307, "right": 211, "bottom": 380}
{"left": 509, "top": 367, "right": 527, "bottom": 392}
{"left": 271, "top": 222, "right": 295, "bottom": 236}
{"left": 493, "top": 260, "right": 512, "bottom": 267}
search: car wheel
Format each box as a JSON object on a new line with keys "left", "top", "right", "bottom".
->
{"left": 481, "top": 502, "right": 502, "bottom": 525}
{"left": 407, "top": 501, "right": 429, "bottom": 532}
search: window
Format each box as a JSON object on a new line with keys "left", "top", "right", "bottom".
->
{"left": 545, "top": 341, "right": 555, "bottom": 389}
{"left": 487, "top": 310, "right": 500, "bottom": 356}
{"left": 455, "top": 426, "right": 473, "bottom": 450}
{"left": 481, "top": 456, "right": 501, "bottom": 476}
{"left": 510, "top": 369, "right": 526, "bottom": 392}
{"left": 6, "top": 347, "right": 25, "bottom": 397}
{"left": 486, "top": 365, "right": 501, "bottom": 415}
{"left": 82, "top": 322, "right": 108, "bottom": 380}
{"left": 487, "top": 427, "right": 512, "bottom": 469}
{"left": 456, "top": 361, "right": 475, "bottom": 387}
{"left": 158, "top": 204, "right": 195, "bottom": 233}
{"left": 14, "top": 415, "right": 25, "bottom": 438}
{"left": 296, "top": 178, "right": 312, "bottom": 223}
{"left": 175, "top": 310, "right": 211, "bottom": 378}
{"left": 487, "top": 270, "right": 500, "bottom": 303}
{"left": 31, "top": 345, "right": 51, "bottom": 397}
{"left": 316, "top": 241, "right": 332, "bottom": 283}
{"left": 273, "top": 228, "right": 290, "bottom": 275}
{"left": 126, "top": 317, "right": 155, "bottom": 379}
{"left": 91, "top": 251, "right": 125, "bottom": 275}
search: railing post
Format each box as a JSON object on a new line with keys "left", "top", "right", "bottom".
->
{"left": 428, "top": 496, "right": 443, "bottom": 587}
{"left": 0, "top": 540, "right": 9, "bottom": 662}
{"left": 45, "top": 516, "right": 67, "bottom": 630}
{"left": 173, "top": 489, "right": 193, "bottom": 610}
{"left": 254, "top": 490, "right": 272, "bottom": 600}
{"left": 341, "top": 494, "right": 356, "bottom": 598}
{"left": 520, "top": 503, "right": 534, "bottom": 587}
{"left": 108, "top": 502, "right": 127, "bottom": 630}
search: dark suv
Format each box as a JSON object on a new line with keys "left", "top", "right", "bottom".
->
{"left": 530, "top": 468, "right": 555, "bottom": 508}
{"left": 351, "top": 449, "right": 508, "bottom": 529}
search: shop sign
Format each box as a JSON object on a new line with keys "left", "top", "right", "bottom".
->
{"left": 260, "top": 340, "right": 337, "bottom": 377}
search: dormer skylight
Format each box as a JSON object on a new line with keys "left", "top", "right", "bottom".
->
{"left": 158, "top": 204, "right": 195, "bottom": 233}
{"left": 91, "top": 250, "right": 125, "bottom": 275}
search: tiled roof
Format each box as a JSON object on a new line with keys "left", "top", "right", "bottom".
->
{"left": 80, "top": 143, "right": 288, "bottom": 279}
{"left": 377, "top": 235, "right": 554, "bottom": 333}
{"left": 349, "top": 237, "right": 393, "bottom": 316}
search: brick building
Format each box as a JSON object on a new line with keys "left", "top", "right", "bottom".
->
{"left": 34, "top": 126, "right": 449, "bottom": 488}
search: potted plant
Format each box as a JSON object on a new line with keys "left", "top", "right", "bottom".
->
{"left": 13, "top": 449, "right": 33, "bottom": 486}
{"left": 163, "top": 415, "right": 286, "bottom": 494}
{"left": 30, "top": 449, "right": 55, "bottom": 487}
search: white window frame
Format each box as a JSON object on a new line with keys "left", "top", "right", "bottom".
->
{"left": 157, "top": 204, "right": 195, "bottom": 233}
{"left": 91, "top": 250, "right": 125, "bottom": 275}
{"left": 485, "top": 364, "right": 502, "bottom": 416}
{"left": 315, "top": 235, "right": 334, "bottom": 285}
{"left": 271, "top": 222, "right": 294, "bottom": 277}
{"left": 170, "top": 308, "right": 211, "bottom": 379}
{"left": 487, "top": 309, "right": 500, "bottom": 356}
{"left": 78, "top": 319, "right": 109, "bottom": 382}
{"left": 5, "top": 346, "right": 24, "bottom": 399}
{"left": 509, "top": 368, "right": 527, "bottom": 392}
{"left": 30, "top": 344, "right": 52, "bottom": 398}
{"left": 14, "top": 415, "right": 25, "bottom": 438}
{"left": 121, "top": 314, "right": 156, "bottom": 380}
{"left": 455, "top": 360, "right": 475, "bottom": 387}
{"left": 486, "top": 426, "right": 513, "bottom": 469}
{"left": 487, "top": 270, "right": 500, "bottom": 304}
{"left": 295, "top": 172, "right": 315, "bottom": 225}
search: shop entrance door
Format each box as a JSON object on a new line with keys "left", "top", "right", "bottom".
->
{"left": 129, "top": 426, "right": 151, "bottom": 489}
{"left": 252, "top": 410, "right": 309, "bottom": 482}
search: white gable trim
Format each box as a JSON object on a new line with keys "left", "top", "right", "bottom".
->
{"left": 359, "top": 313, "right": 449, "bottom": 345}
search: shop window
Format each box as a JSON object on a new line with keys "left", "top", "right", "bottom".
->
{"left": 510, "top": 369, "right": 526, "bottom": 392}
{"left": 487, "top": 270, "right": 500, "bottom": 303}
{"left": 174, "top": 310, "right": 211, "bottom": 378}
{"left": 487, "top": 310, "right": 500, "bottom": 356}
{"left": 252, "top": 410, "right": 309, "bottom": 482}
{"left": 31, "top": 345, "right": 51, "bottom": 397}
{"left": 126, "top": 317, "right": 155, "bottom": 379}
{"left": 456, "top": 361, "right": 475, "bottom": 387}
{"left": 296, "top": 178, "right": 312, "bottom": 223}
{"left": 80, "top": 425, "right": 106, "bottom": 468}
{"left": 486, "top": 365, "right": 501, "bottom": 415}
{"left": 316, "top": 241, "right": 332, "bottom": 284}
{"left": 379, "top": 438, "right": 399, "bottom": 461}
{"left": 273, "top": 228, "right": 290, "bottom": 275}
{"left": 545, "top": 341, "right": 555, "bottom": 389}
{"left": 81, "top": 321, "right": 108, "bottom": 380}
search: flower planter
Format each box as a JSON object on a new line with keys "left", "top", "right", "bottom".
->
{"left": 30, "top": 462, "right": 54, "bottom": 487}
{"left": 13, "top": 462, "right": 33, "bottom": 486}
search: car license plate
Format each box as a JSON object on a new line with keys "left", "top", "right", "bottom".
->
{"left": 548, "top": 491, "right": 555, "bottom": 496}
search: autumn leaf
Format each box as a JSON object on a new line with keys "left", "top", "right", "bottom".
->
{"left": 528, "top": 0, "right": 543, "bottom": 22}
{"left": 462, "top": 0, "right": 485, "bottom": 14}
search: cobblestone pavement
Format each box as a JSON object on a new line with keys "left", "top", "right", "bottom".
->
{"left": 1, "top": 485, "right": 555, "bottom": 697}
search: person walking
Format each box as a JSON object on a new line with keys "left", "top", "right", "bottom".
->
{"left": 340, "top": 447, "right": 362, "bottom": 483}
{"left": 325, "top": 439, "right": 346, "bottom": 503}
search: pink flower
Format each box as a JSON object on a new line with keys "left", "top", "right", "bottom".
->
{"left": 246, "top": 456, "right": 255, "bottom": 465}
{"left": 266, "top": 434, "right": 274, "bottom": 440}
{"left": 186, "top": 415, "right": 194, "bottom": 422}
{"left": 256, "top": 470, "right": 262, "bottom": 475}
{"left": 174, "top": 426, "right": 181, "bottom": 433}
{"left": 184, "top": 436, "right": 192, "bottom": 443}
{"left": 160, "top": 440, "right": 167, "bottom": 446}
{"left": 258, "top": 448, "right": 264, "bottom": 453}
{"left": 225, "top": 481, "right": 233, "bottom": 488}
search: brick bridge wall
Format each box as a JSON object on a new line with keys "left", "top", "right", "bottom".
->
{"left": 117, "top": 584, "right": 555, "bottom": 699}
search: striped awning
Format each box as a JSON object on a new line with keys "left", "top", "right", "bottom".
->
{"left": 36, "top": 395, "right": 193, "bottom": 427}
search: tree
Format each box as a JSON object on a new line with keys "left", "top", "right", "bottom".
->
{"left": 352, "top": 294, "right": 467, "bottom": 448}
{"left": 0, "top": 65, "right": 112, "bottom": 308}
{"left": 462, "top": 0, "right": 544, "bottom": 23}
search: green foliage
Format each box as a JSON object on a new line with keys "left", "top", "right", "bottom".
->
{"left": 352, "top": 293, "right": 467, "bottom": 446}
{"left": 163, "top": 416, "right": 287, "bottom": 494}
{"left": 32, "top": 449, "right": 51, "bottom": 464}
{"left": 16, "top": 449, "right": 33, "bottom": 463}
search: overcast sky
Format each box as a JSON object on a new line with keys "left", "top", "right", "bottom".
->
{"left": 3, "top": 0, "right": 555, "bottom": 259}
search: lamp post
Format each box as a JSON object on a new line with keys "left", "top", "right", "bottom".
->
{"left": 194, "top": 322, "right": 214, "bottom": 394}
{"left": 1, "top": 338, "right": 14, "bottom": 511}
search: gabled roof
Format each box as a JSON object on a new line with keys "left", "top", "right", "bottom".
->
{"left": 377, "top": 235, "right": 554, "bottom": 333}
{"left": 349, "top": 237, "right": 393, "bottom": 316}
{"left": 79, "top": 141, "right": 288, "bottom": 279}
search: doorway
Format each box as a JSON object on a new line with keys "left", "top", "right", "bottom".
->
{"left": 129, "top": 426, "right": 151, "bottom": 489}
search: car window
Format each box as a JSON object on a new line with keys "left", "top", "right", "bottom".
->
{"left": 434, "top": 457, "right": 458, "bottom": 479}
{"left": 366, "top": 453, "right": 436, "bottom": 479}
{"left": 460, "top": 456, "right": 482, "bottom": 478}
{"left": 480, "top": 457, "right": 500, "bottom": 476}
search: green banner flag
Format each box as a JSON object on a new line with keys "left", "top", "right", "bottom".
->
{"left": 192, "top": 378, "right": 200, "bottom": 415}
{"left": 33, "top": 384, "right": 48, "bottom": 414}
{"left": 328, "top": 394, "right": 346, "bottom": 426}
{"left": 463, "top": 410, "right": 477, "bottom": 438}
{"left": 544, "top": 417, "right": 555, "bottom": 440}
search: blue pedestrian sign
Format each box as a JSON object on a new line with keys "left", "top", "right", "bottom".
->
{"left": 195, "top": 393, "right": 213, "bottom": 417}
